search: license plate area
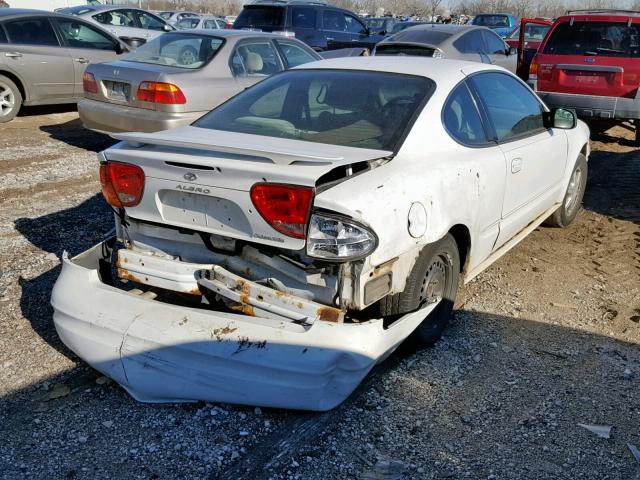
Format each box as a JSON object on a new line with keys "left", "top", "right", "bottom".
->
{"left": 104, "top": 80, "right": 131, "bottom": 102}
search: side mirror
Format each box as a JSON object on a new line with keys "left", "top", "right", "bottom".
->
{"left": 508, "top": 46, "right": 517, "bottom": 56}
{"left": 379, "top": 29, "right": 386, "bottom": 35}
{"left": 544, "top": 108, "right": 577, "bottom": 129}
{"left": 163, "top": 24, "right": 173, "bottom": 32}
{"left": 114, "top": 42, "right": 126, "bottom": 54}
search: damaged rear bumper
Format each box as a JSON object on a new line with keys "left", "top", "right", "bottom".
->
{"left": 51, "top": 241, "right": 434, "bottom": 411}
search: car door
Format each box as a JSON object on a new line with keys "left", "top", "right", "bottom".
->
{"left": 290, "top": 6, "right": 318, "bottom": 47}
{"left": 481, "top": 29, "right": 516, "bottom": 73}
{"left": 229, "top": 39, "right": 284, "bottom": 89}
{"left": 344, "top": 13, "right": 368, "bottom": 44}
{"left": 441, "top": 80, "right": 506, "bottom": 266}
{"left": 0, "top": 16, "right": 74, "bottom": 102}
{"left": 452, "top": 30, "right": 485, "bottom": 63}
{"left": 321, "top": 9, "right": 350, "bottom": 49}
{"left": 469, "top": 71, "right": 567, "bottom": 248}
{"left": 53, "top": 17, "right": 124, "bottom": 97}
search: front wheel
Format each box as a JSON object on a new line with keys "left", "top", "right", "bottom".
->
{"left": 545, "top": 154, "right": 588, "bottom": 228}
{"left": 0, "top": 75, "right": 22, "bottom": 123}
{"left": 379, "top": 234, "right": 460, "bottom": 346}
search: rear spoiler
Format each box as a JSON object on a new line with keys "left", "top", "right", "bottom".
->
{"left": 111, "top": 128, "right": 392, "bottom": 167}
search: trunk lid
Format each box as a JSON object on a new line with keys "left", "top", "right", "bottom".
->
{"left": 85, "top": 60, "right": 191, "bottom": 110}
{"left": 105, "top": 126, "right": 391, "bottom": 250}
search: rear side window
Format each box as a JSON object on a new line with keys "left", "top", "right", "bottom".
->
{"left": 323, "top": 10, "right": 346, "bottom": 31}
{"left": 291, "top": 7, "right": 316, "bottom": 28}
{"left": 443, "top": 82, "right": 487, "bottom": 146}
{"left": 4, "top": 18, "right": 59, "bottom": 46}
{"left": 234, "top": 6, "right": 285, "bottom": 28}
{"left": 471, "top": 72, "right": 545, "bottom": 142}
{"left": 544, "top": 21, "right": 640, "bottom": 58}
{"left": 0, "top": 26, "right": 7, "bottom": 44}
{"left": 454, "top": 30, "right": 484, "bottom": 54}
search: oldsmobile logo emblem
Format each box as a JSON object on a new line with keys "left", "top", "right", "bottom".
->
{"left": 183, "top": 172, "right": 198, "bottom": 181}
{"left": 112, "top": 69, "right": 120, "bottom": 75}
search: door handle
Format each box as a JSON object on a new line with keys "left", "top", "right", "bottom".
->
{"left": 511, "top": 158, "right": 523, "bottom": 173}
{"left": 4, "top": 52, "right": 22, "bottom": 58}
{"left": 74, "top": 57, "right": 89, "bottom": 64}
{"left": 326, "top": 37, "right": 334, "bottom": 41}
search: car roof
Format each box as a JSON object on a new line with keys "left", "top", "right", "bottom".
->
{"left": 0, "top": 8, "right": 50, "bottom": 18}
{"left": 294, "top": 56, "right": 501, "bottom": 81}
{"left": 558, "top": 10, "right": 640, "bottom": 21}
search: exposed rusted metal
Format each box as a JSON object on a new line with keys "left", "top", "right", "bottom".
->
{"left": 317, "top": 306, "right": 341, "bottom": 323}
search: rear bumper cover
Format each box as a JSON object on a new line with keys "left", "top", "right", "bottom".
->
{"left": 536, "top": 91, "right": 640, "bottom": 120}
{"left": 78, "top": 98, "right": 206, "bottom": 133}
{"left": 51, "top": 241, "right": 433, "bottom": 411}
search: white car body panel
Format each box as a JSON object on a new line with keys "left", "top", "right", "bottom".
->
{"left": 51, "top": 57, "right": 591, "bottom": 410}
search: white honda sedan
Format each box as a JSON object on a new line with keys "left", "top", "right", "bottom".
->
{"left": 51, "top": 57, "right": 590, "bottom": 411}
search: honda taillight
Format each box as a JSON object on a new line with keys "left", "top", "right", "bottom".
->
{"left": 136, "top": 81, "right": 186, "bottom": 104}
{"left": 83, "top": 72, "right": 98, "bottom": 94}
{"left": 99, "top": 161, "right": 145, "bottom": 208}
{"left": 250, "top": 183, "right": 314, "bottom": 239}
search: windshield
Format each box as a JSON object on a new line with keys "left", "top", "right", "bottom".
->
{"left": 234, "top": 6, "right": 285, "bottom": 28}
{"left": 473, "top": 15, "right": 510, "bottom": 27}
{"left": 544, "top": 21, "right": 640, "bottom": 57}
{"left": 123, "top": 33, "right": 224, "bottom": 69}
{"left": 511, "top": 23, "right": 550, "bottom": 41}
{"left": 194, "top": 69, "right": 435, "bottom": 151}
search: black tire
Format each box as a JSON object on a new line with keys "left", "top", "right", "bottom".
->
{"left": 545, "top": 154, "right": 588, "bottom": 228}
{"left": 634, "top": 120, "right": 640, "bottom": 147}
{"left": 0, "top": 74, "right": 22, "bottom": 123}
{"left": 380, "top": 233, "right": 460, "bottom": 346}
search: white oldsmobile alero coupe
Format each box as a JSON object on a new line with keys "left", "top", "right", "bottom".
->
{"left": 51, "top": 57, "right": 590, "bottom": 411}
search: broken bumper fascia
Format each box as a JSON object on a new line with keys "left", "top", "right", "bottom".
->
{"left": 51, "top": 242, "right": 435, "bottom": 411}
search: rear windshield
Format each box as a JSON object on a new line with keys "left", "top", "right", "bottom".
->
{"left": 158, "top": 12, "right": 172, "bottom": 19}
{"left": 375, "top": 44, "right": 435, "bottom": 56}
{"left": 473, "top": 15, "right": 510, "bottom": 27}
{"left": 389, "top": 28, "right": 451, "bottom": 44}
{"left": 194, "top": 69, "right": 435, "bottom": 151}
{"left": 59, "top": 5, "right": 95, "bottom": 15}
{"left": 122, "top": 33, "right": 224, "bottom": 69}
{"left": 234, "top": 6, "right": 285, "bottom": 29}
{"left": 544, "top": 21, "right": 640, "bottom": 57}
{"left": 390, "top": 22, "right": 421, "bottom": 34}
{"left": 176, "top": 18, "right": 200, "bottom": 29}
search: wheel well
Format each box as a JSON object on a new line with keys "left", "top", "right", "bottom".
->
{"left": 449, "top": 224, "right": 470, "bottom": 274}
{"left": 0, "top": 70, "right": 26, "bottom": 102}
{"left": 580, "top": 143, "right": 588, "bottom": 157}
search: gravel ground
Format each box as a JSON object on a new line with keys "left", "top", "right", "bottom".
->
{"left": 0, "top": 108, "right": 639, "bottom": 480}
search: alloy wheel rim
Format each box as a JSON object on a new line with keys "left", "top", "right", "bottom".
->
{"left": 0, "top": 82, "right": 15, "bottom": 117}
{"left": 179, "top": 49, "right": 197, "bottom": 65}
{"left": 564, "top": 166, "right": 583, "bottom": 211}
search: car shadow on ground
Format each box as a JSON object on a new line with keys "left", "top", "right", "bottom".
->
{"left": 15, "top": 194, "right": 113, "bottom": 358}
{"left": 39, "top": 117, "right": 116, "bottom": 152}
{"left": 583, "top": 149, "right": 640, "bottom": 225}
{"left": 1, "top": 309, "right": 639, "bottom": 479}
{"left": 18, "top": 104, "right": 78, "bottom": 117}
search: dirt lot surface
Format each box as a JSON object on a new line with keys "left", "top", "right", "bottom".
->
{"left": 1, "top": 109, "right": 639, "bottom": 480}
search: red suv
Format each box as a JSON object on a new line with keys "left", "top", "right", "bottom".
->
{"left": 529, "top": 10, "right": 640, "bottom": 144}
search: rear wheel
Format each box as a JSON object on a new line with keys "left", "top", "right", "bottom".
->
{"left": 178, "top": 46, "right": 198, "bottom": 65}
{"left": 380, "top": 234, "right": 460, "bottom": 346}
{"left": 0, "top": 75, "right": 22, "bottom": 123}
{"left": 545, "top": 154, "right": 587, "bottom": 228}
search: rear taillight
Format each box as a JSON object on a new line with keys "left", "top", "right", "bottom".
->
{"left": 83, "top": 72, "right": 98, "bottom": 94}
{"left": 136, "top": 81, "right": 186, "bottom": 104}
{"left": 250, "top": 183, "right": 314, "bottom": 239}
{"left": 529, "top": 56, "right": 539, "bottom": 79}
{"left": 99, "top": 161, "right": 145, "bottom": 208}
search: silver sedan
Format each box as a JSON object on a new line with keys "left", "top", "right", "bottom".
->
{"left": 78, "top": 30, "right": 322, "bottom": 133}
{"left": 374, "top": 24, "right": 517, "bottom": 73}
